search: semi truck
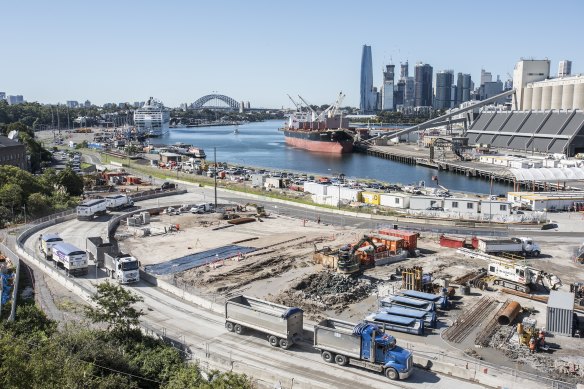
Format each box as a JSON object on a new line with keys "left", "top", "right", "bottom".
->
{"left": 103, "top": 252, "right": 140, "bottom": 284}
{"left": 105, "top": 194, "right": 134, "bottom": 211}
{"left": 313, "top": 318, "right": 413, "bottom": 381}
{"left": 477, "top": 237, "right": 541, "bottom": 257}
{"left": 39, "top": 233, "right": 63, "bottom": 260}
{"left": 77, "top": 199, "right": 108, "bottom": 221}
{"left": 51, "top": 242, "right": 88, "bottom": 276}
{"left": 225, "top": 295, "right": 303, "bottom": 349}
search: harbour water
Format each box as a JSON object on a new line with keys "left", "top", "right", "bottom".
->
{"left": 161, "top": 120, "right": 509, "bottom": 195}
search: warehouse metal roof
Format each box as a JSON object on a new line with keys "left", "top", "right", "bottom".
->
{"left": 508, "top": 167, "right": 584, "bottom": 182}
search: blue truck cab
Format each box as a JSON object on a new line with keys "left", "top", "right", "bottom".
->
{"left": 314, "top": 318, "right": 413, "bottom": 381}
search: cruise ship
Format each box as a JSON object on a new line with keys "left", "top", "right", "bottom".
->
{"left": 133, "top": 97, "right": 170, "bottom": 137}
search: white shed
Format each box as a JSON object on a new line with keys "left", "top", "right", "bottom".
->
{"left": 443, "top": 197, "right": 481, "bottom": 214}
{"left": 409, "top": 196, "right": 444, "bottom": 210}
{"left": 480, "top": 200, "right": 512, "bottom": 216}
{"left": 328, "top": 186, "right": 363, "bottom": 202}
{"left": 379, "top": 193, "right": 411, "bottom": 209}
{"left": 304, "top": 182, "right": 328, "bottom": 196}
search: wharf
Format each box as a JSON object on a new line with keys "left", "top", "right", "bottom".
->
{"left": 356, "top": 143, "right": 556, "bottom": 191}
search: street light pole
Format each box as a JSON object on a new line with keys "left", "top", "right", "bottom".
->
{"left": 214, "top": 147, "right": 218, "bottom": 209}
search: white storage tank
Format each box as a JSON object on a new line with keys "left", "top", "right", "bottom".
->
{"left": 561, "top": 84, "right": 574, "bottom": 110}
{"left": 523, "top": 87, "right": 533, "bottom": 110}
{"left": 550, "top": 85, "right": 563, "bottom": 110}
{"left": 541, "top": 85, "right": 553, "bottom": 110}
{"left": 531, "top": 86, "right": 543, "bottom": 110}
{"left": 573, "top": 83, "right": 584, "bottom": 110}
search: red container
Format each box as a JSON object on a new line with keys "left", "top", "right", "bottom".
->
{"left": 439, "top": 235, "right": 466, "bottom": 248}
{"left": 378, "top": 229, "right": 418, "bottom": 251}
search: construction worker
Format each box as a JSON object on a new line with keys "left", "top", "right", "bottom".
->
{"left": 529, "top": 337, "right": 536, "bottom": 353}
{"left": 317, "top": 216, "right": 321, "bottom": 224}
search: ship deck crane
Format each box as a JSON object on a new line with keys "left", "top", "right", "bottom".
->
{"left": 287, "top": 94, "right": 303, "bottom": 112}
{"left": 297, "top": 95, "right": 318, "bottom": 122}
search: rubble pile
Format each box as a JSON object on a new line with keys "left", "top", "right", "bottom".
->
{"left": 488, "top": 326, "right": 584, "bottom": 384}
{"left": 273, "top": 271, "right": 377, "bottom": 319}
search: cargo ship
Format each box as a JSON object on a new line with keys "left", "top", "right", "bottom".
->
{"left": 283, "top": 93, "right": 354, "bottom": 154}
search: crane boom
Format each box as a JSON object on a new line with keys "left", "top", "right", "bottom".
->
{"left": 297, "top": 95, "right": 318, "bottom": 121}
{"left": 287, "top": 94, "right": 302, "bottom": 111}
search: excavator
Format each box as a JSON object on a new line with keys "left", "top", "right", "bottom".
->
{"left": 337, "top": 235, "right": 377, "bottom": 275}
{"left": 244, "top": 203, "right": 268, "bottom": 218}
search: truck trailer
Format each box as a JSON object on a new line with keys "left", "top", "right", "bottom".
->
{"left": 225, "top": 295, "right": 303, "bottom": 349}
{"left": 105, "top": 194, "right": 134, "bottom": 211}
{"left": 39, "top": 233, "right": 63, "bottom": 260}
{"left": 103, "top": 252, "right": 140, "bottom": 284}
{"left": 313, "top": 318, "right": 413, "bottom": 381}
{"left": 51, "top": 242, "right": 88, "bottom": 276}
{"left": 77, "top": 199, "right": 107, "bottom": 221}
{"left": 477, "top": 237, "right": 540, "bottom": 257}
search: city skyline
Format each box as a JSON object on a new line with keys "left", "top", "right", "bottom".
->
{"left": 3, "top": 0, "right": 584, "bottom": 108}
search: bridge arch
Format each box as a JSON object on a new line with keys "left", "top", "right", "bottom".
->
{"left": 191, "top": 94, "right": 240, "bottom": 110}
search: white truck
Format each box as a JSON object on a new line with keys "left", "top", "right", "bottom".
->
{"left": 477, "top": 237, "right": 541, "bottom": 257}
{"left": 77, "top": 199, "right": 108, "bottom": 221}
{"left": 105, "top": 194, "right": 134, "bottom": 211}
{"left": 103, "top": 252, "right": 140, "bottom": 284}
{"left": 39, "top": 233, "right": 63, "bottom": 260}
{"left": 52, "top": 242, "right": 88, "bottom": 276}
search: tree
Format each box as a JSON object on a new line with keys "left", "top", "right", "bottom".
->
{"left": 57, "top": 167, "right": 84, "bottom": 196}
{"left": 0, "top": 183, "right": 23, "bottom": 214}
{"left": 85, "top": 283, "right": 144, "bottom": 334}
{"left": 27, "top": 192, "right": 52, "bottom": 216}
{"left": 0, "top": 206, "right": 10, "bottom": 228}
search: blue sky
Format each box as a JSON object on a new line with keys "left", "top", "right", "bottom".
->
{"left": 3, "top": 0, "right": 584, "bottom": 108}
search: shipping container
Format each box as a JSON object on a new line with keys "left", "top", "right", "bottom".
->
{"left": 439, "top": 235, "right": 466, "bottom": 248}
{"left": 546, "top": 291, "right": 575, "bottom": 337}
{"left": 369, "top": 234, "right": 404, "bottom": 252}
{"left": 362, "top": 191, "right": 381, "bottom": 205}
{"left": 379, "top": 229, "right": 418, "bottom": 252}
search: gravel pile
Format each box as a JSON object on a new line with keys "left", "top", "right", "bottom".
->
{"left": 294, "top": 271, "right": 375, "bottom": 303}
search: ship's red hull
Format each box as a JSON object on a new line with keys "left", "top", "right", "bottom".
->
{"left": 285, "top": 136, "right": 353, "bottom": 154}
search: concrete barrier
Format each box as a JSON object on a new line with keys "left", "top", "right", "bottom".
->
{"left": 139, "top": 270, "right": 223, "bottom": 314}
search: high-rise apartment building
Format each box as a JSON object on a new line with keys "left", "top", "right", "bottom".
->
{"left": 6, "top": 95, "right": 24, "bottom": 105}
{"left": 66, "top": 101, "right": 79, "bottom": 108}
{"left": 404, "top": 77, "right": 415, "bottom": 107}
{"left": 381, "top": 64, "right": 395, "bottom": 111}
{"left": 400, "top": 61, "right": 409, "bottom": 79}
{"left": 558, "top": 60, "right": 572, "bottom": 77}
{"left": 414, "top": 63, "right": 433, "bottom": 107}
{"left": 456, "top": 73, "right": 472, "bottom": 106}
{"left": 434, "top": 70, "right": 454, "bottom": 110}
{"left": 480, "top": 69, "right": 493, "bottom": 86}
{"left": 360, "top": 45, "right": 377, "bottom": 113}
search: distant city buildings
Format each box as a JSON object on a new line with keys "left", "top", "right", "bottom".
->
{"left": 359, "top": 45, "right": 377, "bottom": 113}
{"left": 456, "top": 73, "right": 472, "bottom": 106}
{"left": 66, "top": 100, "right": 79, "bottom": 108}
{"left": 0, "top": 92, "right": 5, "bottom": 101}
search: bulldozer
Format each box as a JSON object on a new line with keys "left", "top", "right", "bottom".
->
{"left": 337, "top": 235, "right": 377, "bottom": 275}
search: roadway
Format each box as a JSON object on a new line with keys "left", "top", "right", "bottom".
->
{"left": 20, "top": 194, "right": 487, "bottom": 388}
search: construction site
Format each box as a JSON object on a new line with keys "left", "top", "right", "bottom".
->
{"left": 113, "top": 198, "right": 584, "bottom": 384}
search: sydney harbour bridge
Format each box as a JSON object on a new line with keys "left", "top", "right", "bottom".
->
{"left": 190, "top": 93, "right": 242, "bottom": 110}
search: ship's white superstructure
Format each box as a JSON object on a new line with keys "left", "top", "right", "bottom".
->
{"left": 134, "top": 97, "right": 170, "bottom": 137}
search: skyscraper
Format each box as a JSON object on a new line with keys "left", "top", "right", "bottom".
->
{"left": 400, "top": 61, "right": 409, "bottom": 79}
{"left": 434, "top": 70, "right": 454, "bottom": 110}
{"left": 456, "top": 73, "right": 472, "bottom": 106}
{"left": 480, "top": 69, "right": 493, "bottom": 85}
{"left": 558, "top": 60, "right": 572, "bottom": 77}
{"left": 414, "top": 63, "right": 433, "bottom": 107}
{"left": 381, "top": 64, "right": 395, "bottom": 111}
{"left": 360, "top": 45, "right": 376, "bottom": 113}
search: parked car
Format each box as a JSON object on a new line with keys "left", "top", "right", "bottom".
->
{"left": 161, "top": 182, "right": 176, "bottom": 190}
